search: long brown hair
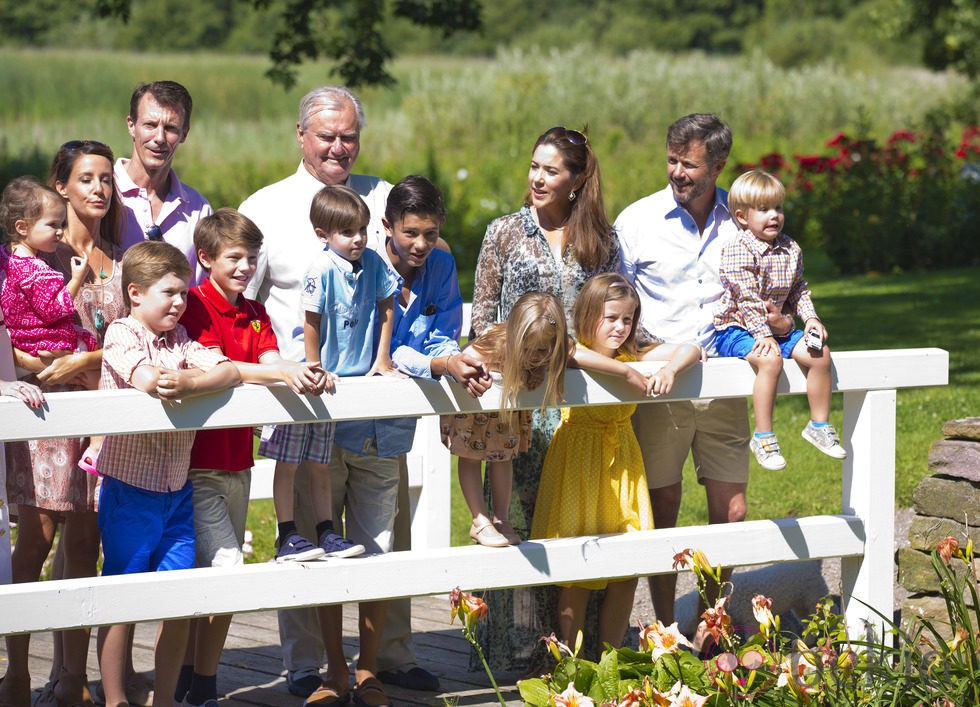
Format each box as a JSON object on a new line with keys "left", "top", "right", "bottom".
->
{"left": 48, "top": 140, "right": 123, "bottom": 250}
{"left": 523, "top": 126, "right": 614, "bottom": 271}
{"left": 469, "top": 292, "right": 569, "bottom": 423}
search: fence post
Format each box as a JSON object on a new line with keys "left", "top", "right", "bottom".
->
{"left": 840, "top": 388, "right": 897, "bottom": 643}
{"left": 407, "top": 415, "right": 451, "bottom": 549}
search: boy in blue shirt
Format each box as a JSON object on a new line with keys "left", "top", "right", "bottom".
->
{"left": 261, "top": 184, "right": 397, "bottom": 563}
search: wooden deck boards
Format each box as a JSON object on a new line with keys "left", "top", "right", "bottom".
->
{"left": 2, "top": 596, "right": 526, "bottom": 707}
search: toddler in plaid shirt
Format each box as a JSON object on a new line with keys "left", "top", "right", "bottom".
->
{"left": 714, "top": 169, "right": 846, "bottom": 471}
{"left": 97, "top": 240, "right": 240, "bottom": 707}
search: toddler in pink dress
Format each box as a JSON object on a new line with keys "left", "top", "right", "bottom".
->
{"left": 1, "top": 176, "right": 102, "bottom": 469}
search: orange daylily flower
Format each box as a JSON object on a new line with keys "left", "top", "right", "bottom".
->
{"left": 640, "top": 620, "right": 694, "bottom": 660}
{"left": 937, "top": 536, "right": 959, "bottom": 564}
{"left": 672, "top": 549, "right": 692, "bottom": 570}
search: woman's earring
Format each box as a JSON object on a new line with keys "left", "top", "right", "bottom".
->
{"left": 568, "top": 191, "right": 577, "bottom": 202}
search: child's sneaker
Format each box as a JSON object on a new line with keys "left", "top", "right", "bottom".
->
{"left": 319, "top": 531, "right": 365, "bottom": 558}
{"left": 750, "top": 433, "right": 787, "bottom": 471}
{"left": 802, "top": 422, "right": 847, "bottom": 459}
{"left": 275, "top": 533, "right": 326, "bottom": 562}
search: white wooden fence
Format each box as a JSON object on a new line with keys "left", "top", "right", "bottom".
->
{"left": 0, "top": 347, "right": 949, "bottom": 642}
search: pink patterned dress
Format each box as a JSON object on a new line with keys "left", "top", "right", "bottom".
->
{"left": 1, "top": 251, "right": 98, "bottom": 355}
{"left": 2, "top": 247, "right": 124, "bottom": 513}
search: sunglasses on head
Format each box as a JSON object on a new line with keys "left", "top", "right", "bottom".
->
{"left": 548, "top": 126, "right": 588, "bottom": 146}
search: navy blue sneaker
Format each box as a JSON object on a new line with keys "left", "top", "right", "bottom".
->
{"left": 276, "top": 533, "right": 325, "bottom": 562}
{"left": 319, "top": 531, "right": 365, "bottom": 559}
{"left": 286, "top": 670, "right": 323, "bottom": 697}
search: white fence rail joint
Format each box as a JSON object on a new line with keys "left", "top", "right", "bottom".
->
{"left": 0, "top": 347, "right": 950, "bottom": 641}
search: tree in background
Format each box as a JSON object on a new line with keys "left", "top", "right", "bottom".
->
{"left": 92, "top": 0, "right": 481, "bottom": 87}
{"left": 876, "top": 0, "right": 979, "bottom": 79}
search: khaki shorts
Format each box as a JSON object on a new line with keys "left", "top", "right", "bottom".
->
{"left": 188, "top": 468, "right": 252, "bottom": 568}
{"left": 632, "top": 398, "right": 750, "bottom": 489}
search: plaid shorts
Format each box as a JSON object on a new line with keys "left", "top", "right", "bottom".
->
{"left": 258, "top": 422, "right": 335, "bottom": 464}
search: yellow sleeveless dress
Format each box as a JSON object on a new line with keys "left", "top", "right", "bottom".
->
{"left": 530, "top": 351, "right": 654, "bottom": 589}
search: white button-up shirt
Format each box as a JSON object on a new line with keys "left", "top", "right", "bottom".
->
{"left": 615, "top": 185, "right": 738, "bottom": 356}
{"left": 240, "top": 163, "right": 392, "bottom": 361}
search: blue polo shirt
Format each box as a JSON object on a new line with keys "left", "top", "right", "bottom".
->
{"left": 334, "top": 247, "right": 464, "bottom": 457}
{"left": 301, "top": 247, "right": 398, "bottom": 376}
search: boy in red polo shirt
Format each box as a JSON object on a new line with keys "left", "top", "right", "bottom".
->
{"left": 176, "top": 209, "right": 327, "bottom": 707}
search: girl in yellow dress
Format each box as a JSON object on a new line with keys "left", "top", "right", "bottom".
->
{"left": 531, "top": 272, "right": 701, "bottom": 650}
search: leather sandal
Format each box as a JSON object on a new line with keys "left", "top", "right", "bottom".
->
{"left": 352, "top": 677, "right": 390, "bottom": 707}
{"left": 469, "top": 519, "right": 509, "bottom": 547}
{"left": 304, "top": 679, "right": 350, "bottom": 706}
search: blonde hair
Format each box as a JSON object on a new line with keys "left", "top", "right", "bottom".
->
{"left": 728, "top": 169, "right": 786, "bottom": 216}
{"left": 122, "top": 240, "right": 192, "bottom": 309}
{"left": 470, "top": 292, "right": 568, "bottom": 423}
{"left": 573, "top": 273, "right": 641, "bottom": 356}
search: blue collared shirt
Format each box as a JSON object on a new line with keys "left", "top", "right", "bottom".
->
{"left": 333, "top": 247, "right": 464, "bottom": 457}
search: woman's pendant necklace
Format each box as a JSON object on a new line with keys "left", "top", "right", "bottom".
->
{"left": 94, "top": 308, "right": 105, "bottom": 331}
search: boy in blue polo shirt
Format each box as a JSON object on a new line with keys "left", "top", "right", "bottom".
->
{"left": 260, "top": 184, "right": 397, "bottom": 563}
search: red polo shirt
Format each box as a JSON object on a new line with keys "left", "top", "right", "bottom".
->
{"left": 181, "top": 277, "right": 279, "bottom": 472}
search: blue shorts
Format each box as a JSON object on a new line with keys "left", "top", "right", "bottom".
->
{"left": 715, "top": 326, "right": 804, "bottom": 359}
{"left": 98, "top": 476, "right": 196, "bottom": 575}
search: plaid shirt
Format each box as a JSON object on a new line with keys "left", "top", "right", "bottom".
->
{"left": 715, "top": 230, "right": 818, "bottom": 339}
{"left": 98, "top": 316, "right": 229, "bottom": 492}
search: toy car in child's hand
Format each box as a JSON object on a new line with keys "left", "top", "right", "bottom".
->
{"left": 805, "top": 328, "right": 822, "bottom": 351}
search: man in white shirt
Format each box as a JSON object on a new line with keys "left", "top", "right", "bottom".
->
{"left": 616, "top": 113, "right": 793, "bottom": 628}
{"left": 239, "top": 85, "right": 442, "bottom": 701}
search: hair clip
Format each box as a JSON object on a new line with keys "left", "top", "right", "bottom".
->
{"left": 546, "top": 315, "right": 556, "bottom": 326}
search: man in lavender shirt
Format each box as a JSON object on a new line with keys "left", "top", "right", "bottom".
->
{"left": 115, "top": 80, "right": 211, "bottom": 283}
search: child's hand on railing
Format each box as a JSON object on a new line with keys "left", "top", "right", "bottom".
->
{"left": 279, "top": 360, "right": 325, "bottom": 394}
{"left": 448, "top": 353, "right": 492, "bottom": 398}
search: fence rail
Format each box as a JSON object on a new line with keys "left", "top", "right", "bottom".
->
{"left": 0, "top": 347, "right": 949, "bottom": 640}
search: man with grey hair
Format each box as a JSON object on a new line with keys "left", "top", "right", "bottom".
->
{"left": 240, "top": 85, "right": 442, "bottom": 703}
{"left": 616, "top": 113, "right": 793, "bottom": 629}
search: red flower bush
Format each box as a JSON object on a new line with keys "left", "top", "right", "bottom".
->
{"left": 745, "top": 125, "right": 980, "bottom": 274}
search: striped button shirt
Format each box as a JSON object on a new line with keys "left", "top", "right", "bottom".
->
{"left": 98, "top": 316, "right": 229, "bottom": 492}
{"left": 715, "top": 230, "right": 818, "bottom": 339}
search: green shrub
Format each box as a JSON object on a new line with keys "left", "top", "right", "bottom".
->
{"left": 738, "top": 124, "right": 980, "bottom": 274}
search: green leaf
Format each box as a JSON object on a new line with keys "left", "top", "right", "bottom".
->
{"left": 593, "top": 648, "right": 621, "bottom": 700}
{"left": 516, "top": 678, "right": 552, "bottom": 707}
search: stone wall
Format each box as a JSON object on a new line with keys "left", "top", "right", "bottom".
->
{"left": 898, "top": 417, "right": 980, "bottom": 632}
